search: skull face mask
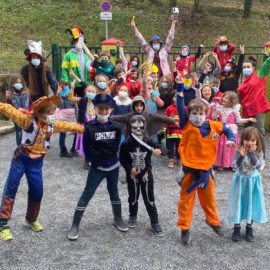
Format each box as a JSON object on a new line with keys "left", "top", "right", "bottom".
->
{"left": 130, "top": 115, "right": 146, "bottom": 140}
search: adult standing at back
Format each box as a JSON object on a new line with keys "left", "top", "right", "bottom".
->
{"left": 21, "top": 40, "right": 58, "bottom": 102}
{"left": 130, "top": 16, "right": 177, "bottom": 77}
{"left": 237, "top": 56, "right": 270, "bottom": 161}
{"left": 61, "top": 26, "right": 92, "bottom": 97}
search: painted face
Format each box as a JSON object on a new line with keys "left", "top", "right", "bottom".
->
{"left": 131, "top": 120, "right": 145, "bottom": 139}
{"left": 201, "top": 86, "right": 212, "bottom": 101}
{"left": 183, "top": 77, "right": 192, "bottom": 90}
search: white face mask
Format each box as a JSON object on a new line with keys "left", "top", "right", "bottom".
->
{"left": 96, "top": 113, "right": 110, "bottom": 122}
{"left": 189, "top": 114, "right": 205, "bottom": 127}
{"left": 75, "top": 36, "right": 84, "bottom": 50}
{"left": 46, "top": 114, "right": 56, "bottom": 124}
{"left": 118, "top": 91, "right": 128, "bottom": 98}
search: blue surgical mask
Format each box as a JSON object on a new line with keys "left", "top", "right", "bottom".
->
{"left": 60, "top": 85, "right": 70, "bottom": 97}
{"left": 97, "top": 82, "right": 107, "bottom": 90}
{"left": 87, "top": 92, "right": 96, "bottom": 100}
{"left": 224, "top": 66, "right": 231, "bottom": 73}
{"left": 161, "top": 82, "right": 168, "bottom": 89}
{"left": 212, "top": 87, "right": 219, "bottom": 94}
{"left": 219, "top": 45, "right": 228, "bottom": 51}
{"left": 243, "top": 68, "right": 253, "bottom": 76}
{"left": 189, "top": 114, "right": 205, "bottom": 126}
{"left": 31, "top": 58, "right": 41, "bottom": 66}
{"left": 131, "top": 61, "right": 138, "bottom": 67}
{"left": 13, "top": 83, "right": 23, "bottom": 91}
{"left": 152, "top": 44, "right": 160, "bottom": 51}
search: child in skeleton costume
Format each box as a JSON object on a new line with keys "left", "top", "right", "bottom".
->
{"left": 120, "top": 115, "right": 165, "bottom": 237}
{"left": 0, "top": 96, "right": 84, "bottom": 241}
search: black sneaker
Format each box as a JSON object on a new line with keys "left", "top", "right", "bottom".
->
{"left": 151, "top": 223, "right": 164, "bottom": 237}
{"left": 70, "top": 150, "right": 79, "bottom": 157}
{"left": 245, "top": 225, "right": 254, "bottom": 242}
{"left": 60, "top": 151, "right": 73, "bottom": 158}
{"left": 232, "top": 226, "right": 241, "bottom": 241}
{"left": 128, "top": 216, "right": 137, "bottom": 228}
{"left": 181, "top": 229, "right": 190, "bottom": 245}
{"left": 83, "top": 162, "right": 90, "bottom": 170}
{"left": 205, "top": 220, "right": 224, "bottom": 237}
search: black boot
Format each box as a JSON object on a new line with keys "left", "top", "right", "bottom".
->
{"left": 67, "top": 209, "right": 84, "bottom": 241}
{"left": 128, "top": 216, "right": 137, "bottom": 228}
{"left": 111, "top": 202, "right": 128, "bottom": 232}
{"left": 245, "top": 224, "right": 254, "bottom": 242}
{"left": 232, "top": 225, "right": 241, "bottom": 241}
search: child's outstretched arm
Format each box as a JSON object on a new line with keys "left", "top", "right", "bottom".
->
{"left": 0, "top": 102, "right": 32, "bottom": 129}
{"left": 221, "top": 124, "right": 236, "bottom": 147}
{"left": 53, "top": 121, "right": 84, "bottom": 134}
{"left": 176, "top": 82, "right": 188, "bottom": 129}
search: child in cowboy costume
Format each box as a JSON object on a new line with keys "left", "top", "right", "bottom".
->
{"left": 0, "top": 96, "right": 84, "bottom": 241}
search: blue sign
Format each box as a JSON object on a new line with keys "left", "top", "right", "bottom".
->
{"left": 101, "top": 1, "right": 112, "bottom": 12}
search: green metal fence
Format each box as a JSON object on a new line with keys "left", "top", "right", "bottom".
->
{"left": 51, "top": 44, "right": 267, "bottom": 81}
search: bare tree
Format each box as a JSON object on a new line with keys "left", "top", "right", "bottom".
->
{"left": 243, "top": 0, "right": 253, "bottom": 18}
{"left": 193, "top": 0, "right": 200, "bottom": 13}
{"left": 170, "top": 0, "right": 177, "bottom": 9}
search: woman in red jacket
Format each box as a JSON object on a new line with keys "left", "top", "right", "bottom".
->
{"left": 237, "top": 56, "right": 270, "bottom": 159}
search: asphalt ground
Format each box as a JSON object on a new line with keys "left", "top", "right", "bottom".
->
{"left": 0, "top": 132, "right": 269, "bottom": 270}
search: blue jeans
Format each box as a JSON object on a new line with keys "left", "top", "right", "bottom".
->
{"left": 0, "top": 148, "right": 43, "bottom": 226}
{"left": 76, "top": 167, "right": 120, "bottom": 210}
{"left": 14, "top": 123, "right": 22, "bottom": 146}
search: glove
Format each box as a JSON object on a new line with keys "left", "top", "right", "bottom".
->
{"left": 176, "top": 83, "right": 184, "bottom": 93}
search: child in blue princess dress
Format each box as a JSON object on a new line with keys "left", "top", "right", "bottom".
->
{"left": 227, "top": 127, "right": 268, "bottom": 242}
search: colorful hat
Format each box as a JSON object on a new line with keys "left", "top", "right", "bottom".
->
{"left": 26, "top": 40, "right": 43, "bottom": 61}
{"left": 93, "top": 94, "right": 115, "bottom": 108}
{"left": 66, "top": 26, "right": 83, "bottom": 40}
{"left": 149, "top": 35, "right": 163, "bottom": 46}
{"left": 30, "top": 96, "right": 60, "bottom": 115}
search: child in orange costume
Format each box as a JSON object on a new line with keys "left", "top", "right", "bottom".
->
{"left": 176, "top": 81, "right": 236, "bottom": 245}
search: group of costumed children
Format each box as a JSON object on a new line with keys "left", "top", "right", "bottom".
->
{"left": 0, "top": 19, "right": 269, "bottom": 245}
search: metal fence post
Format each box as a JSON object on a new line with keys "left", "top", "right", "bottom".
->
{"left": 51, "top": 43, "right": 61, "bottom": 82}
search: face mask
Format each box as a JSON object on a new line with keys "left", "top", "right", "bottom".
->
{"left": 97, "top": 82, "right": 107, "bottom": 90}
{"left": 181, "top": 51, "right": 189, "bottom": 57}
{"left": 31, "top": 58, "right": 41, "bottom": 66}
{"left": 161, "top": 82, "right": 168, "bottom": 89}
{"left": 46, "top": 114, "right": 56, "bottom": 124}
{"left": 13, "top": 83, "right": 23, "bottom": 91}
{"left": 189, "top": 114, "right": 205, "bottom": 127}
{"left": 243, "top": 68, "right": 253, "bottom": 76}
{"left": 152, "top": 44, "right": 160, "bottom": 51}
{"left": 118, "top": 91, "right": 128, "bottom": 98}
{"left": 224, "top": 66, "right": 231, "bottom": 73}
{"left": 212, "top": 87, "right": 219, "bottom": 94}
{"left": 60, "top": 85, "right": 70, "bottom": 97}
{"left": 100, "top": 59, "right": 109, "bottom": 66}
{"left": 86, "top": 92, "right": 96, "bottom": 100}
{"left": 131, "top": 61, "right": 138, "bottom": 67}
{"left": 219, "top": 45, "right": 228, "bottom": 51}
{"left": 75, "top": 36, "right": 84, "bottom": 50}
{"left": 96, "top": 113, "right": 110, "bottom": 122}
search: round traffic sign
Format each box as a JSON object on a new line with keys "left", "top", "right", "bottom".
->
{"left": 101, "top": 1, "right": 112, "bottom": 12}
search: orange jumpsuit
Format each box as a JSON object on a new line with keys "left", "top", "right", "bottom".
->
{"left": 177, "top": 120, "right": 223, "bottom": 230}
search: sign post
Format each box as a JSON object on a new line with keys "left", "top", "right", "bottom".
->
{"left": 100, "top": 1, "right": 112, "bottom": 40}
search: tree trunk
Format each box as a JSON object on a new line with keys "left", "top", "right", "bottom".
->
{"left": 169, "top": 0, "right": 177, "bottom": 9}
{"left": 243, "top": 0, "right": 253, "bottom": 18}
{"left": 193, "top": 0, "right": 200, "bottom": 13}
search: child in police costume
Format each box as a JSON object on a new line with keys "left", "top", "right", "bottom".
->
{"left": 0, "top": 96, "right": 84, "bottom": 241}
{"left": 176, "top": 80, "right": 236, "bottom": 245}
{"left": 68, "top": 94, "right": 128, "bottom": 241}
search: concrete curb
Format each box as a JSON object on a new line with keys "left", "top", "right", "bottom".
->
{"left": 0, "top": 120, "right": 14, "bottom": 135}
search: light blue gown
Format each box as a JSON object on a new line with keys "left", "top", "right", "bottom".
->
{"left": 227, "top": 151, "right": 268, "bottom": 224}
